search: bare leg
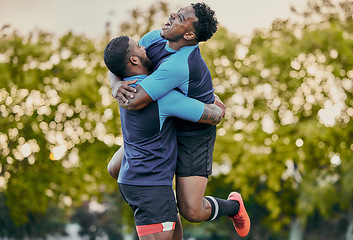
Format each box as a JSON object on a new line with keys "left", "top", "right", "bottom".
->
{"left": 138, "top": 216, "right": 181, "bottom": 240}
{"left": 140, "top": 230, "right": 174, "bottom": 240}
{"left": 137, "top": 215, "right": 182, "bottom": 240}
{"left": 176, "top": 176, "right": 212, "bottom": 222}
{"left": 107, "top": 145, "right": 124, "bottom": 180}
{"left": 176, "top": 176, "right": 248, "bottom": 235}
{"left": 172, "top": 214, "right": 183, "bottom": 240}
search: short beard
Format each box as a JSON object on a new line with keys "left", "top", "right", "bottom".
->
{"left": 138, "top": 56, "right": 153, "bottom": 74}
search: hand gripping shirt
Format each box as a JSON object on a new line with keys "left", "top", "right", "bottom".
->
{"left": 139, "top": 30, "right": 216, "bottom": 136}
{"left": 117, "top": 75, "right": 205, "bottom": 186}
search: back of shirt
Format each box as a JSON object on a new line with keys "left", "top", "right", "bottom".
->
{"left": 118, "top": 75, "right": 205, "bottom": 186}
{"left": 118, "top": 76, "right": 177, "bottom": 187}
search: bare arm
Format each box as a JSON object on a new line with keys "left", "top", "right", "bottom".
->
{"left": 119, "top": 85, "right": 153, "bottom": 111}
{"left": 109, "top": 71, "right": 136, "bottom": 104}
{"left": 107, "top": 145, "right": 124, "bottom": 180}
{"left": 109, "top": 71, "right": 153, "bottom": 110}
{"left": 196, "top": 94, "right": 226, "bottom": 125}
{"left": 197, "top": 104, "right": 223, "bottom": 125}
{"left": 109, "top": 72, "right": 227, "bottom": 114}
{"left": 214, "top": 94, "right": 226, "bottom": 118}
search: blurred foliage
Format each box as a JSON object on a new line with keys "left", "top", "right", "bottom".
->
{"left": 0, "top": 194, "right": 66, "bottom": 239}
{"left": 70, "top": 194, "right": 125, "bottom": 240}
{"left": 201, "top": 0, "right": 353, "bottom": 239}
{"left": 119, "top": 1, "right": 170, "bottom": 40}
{"left": 1, "top": 0, "right": 353, "bottom": 239}
{"left": 0, "top": 25, "right": 128, "bottom": 238}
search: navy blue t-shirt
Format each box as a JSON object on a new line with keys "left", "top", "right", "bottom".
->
{"left": 139, "top": 30, "right": 216, "bottom": 136}
{"left": 117, "top": 75, "right": 205, "bottom": 186}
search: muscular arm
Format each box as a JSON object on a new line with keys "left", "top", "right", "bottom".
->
{"left": 106, "top": 93, "right": 224, "bottom": 180}
{"left": 197, "top": 104, "right": 223, "bottom": 125}
{"left": 109, "top": 52, "right": 190, "bottom": 111}
{"left": 197, "top": 94, "right": 226, "bottom": 125}
{"left": 108, "top": 71, "right": 153, "bottom": 110}
{"left": 107, "top": 145, "right": 124, "bottom": 180}
{"left": 121, "top": 85, "right": 153, "bottom": 111}
{"left": 161, "top": 91, "right": 224, "bottom": 126}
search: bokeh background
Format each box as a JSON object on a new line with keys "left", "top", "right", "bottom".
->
{"left": 1, "top": 0, "right": 353, "bottom": 239}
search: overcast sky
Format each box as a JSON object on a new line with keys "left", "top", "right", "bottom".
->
{"left": 0, "top": 0, "right": 308, "bottom": 39}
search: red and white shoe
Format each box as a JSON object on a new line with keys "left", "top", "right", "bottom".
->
{"left": 228, "top": 192, "right": 250, "bottom": 237}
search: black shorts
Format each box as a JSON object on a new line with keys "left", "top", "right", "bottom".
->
{"left": 118, "top": 184, "right": 178, "bottom": 237}
{"left": 176, "top": 126, "right": 216, "bottom": 177}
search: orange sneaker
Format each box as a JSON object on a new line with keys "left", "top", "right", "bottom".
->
{"left": 228, "top": 192, "right": 250, "bottom": 237}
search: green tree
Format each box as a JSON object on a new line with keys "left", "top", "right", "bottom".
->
{"left": 0, "top": 25, "right": 128, "bottom": 237}
{"left": 0, "top": 2, "right": 171, "bottom": 238}
{"left": 119, "top": 1, "right": 170, "bottom": 39}
{"left": 200, "top": 0, "right": 353, "bottom": 239}
{"left": 2, "top": 0, "right": 353, "bottom": 239}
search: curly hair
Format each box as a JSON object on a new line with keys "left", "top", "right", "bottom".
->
{"left": 191, "top": 2, "right": 218, "bottom": 42}
{"left": 103, "top": 36, "right": 130, "bottom": 78}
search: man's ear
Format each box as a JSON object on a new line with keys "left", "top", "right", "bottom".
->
{"left": 129, "top": 55, "right": 139, "bottom": 65}
{"left": 183, "top": 32, "right": 196, "bottom": 41}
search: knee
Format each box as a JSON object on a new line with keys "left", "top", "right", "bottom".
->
{"left": 178, "top": 205, "right": 203, "bottom": 223}
{"left": 107, "top": 161, "right": 118, "bottom": 180}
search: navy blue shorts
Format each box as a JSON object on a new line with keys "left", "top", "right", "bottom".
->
{"left": 176, "top": 126, "right": 216, "bottom": 177}
{"left": 118, "top": 184, "right": 178, "bottom": 237}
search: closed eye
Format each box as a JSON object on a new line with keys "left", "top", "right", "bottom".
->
{"left": 177, "top": 9, "right": 184, "bottom": 21}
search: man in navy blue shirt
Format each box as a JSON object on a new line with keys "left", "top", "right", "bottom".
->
{"left": 104, "top": 36, "right": 224, "bottom": 239}
{"left": 109, "top": 3, "right": 250, "bottom": 238}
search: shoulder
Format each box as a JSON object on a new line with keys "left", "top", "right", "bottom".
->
{"left": 158, "top": 45, "right": 198, "bottom": 71}
{"left": 124, "top": 75, "right": 147, "bottom": 87}
{"left": 156, "top": 55, "right": 189, "bottom": 77}
{"left": 168, "top": 45, "right": 199, "bottom": 62}
{"left": 139, "top": 30, "right": 164, "bottom": 48}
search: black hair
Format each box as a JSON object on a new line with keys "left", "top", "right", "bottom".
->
{"left": 191, "top": 2, "right": 218, "bottom": 42}
{"left": 103, "top": 36, "right": 130, "bottom": 78}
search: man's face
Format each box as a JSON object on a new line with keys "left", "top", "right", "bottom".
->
{"left": 128, "top": 38, "right": 148, "bottom": 60}
{"left": 128, "top": 38, "right": 153, "bottom": 72}
{"left": 161, "top": 6, "right": 198, "bottom": 41}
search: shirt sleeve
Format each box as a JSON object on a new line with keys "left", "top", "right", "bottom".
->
{"left": 158, "top": 90, "right": 204, "bottom": 122}
{"left": 139, "top": 30, "right": 162, "bottom": 48}
{"left": 139, "top": 55, "right": 189, "bottom": 101}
